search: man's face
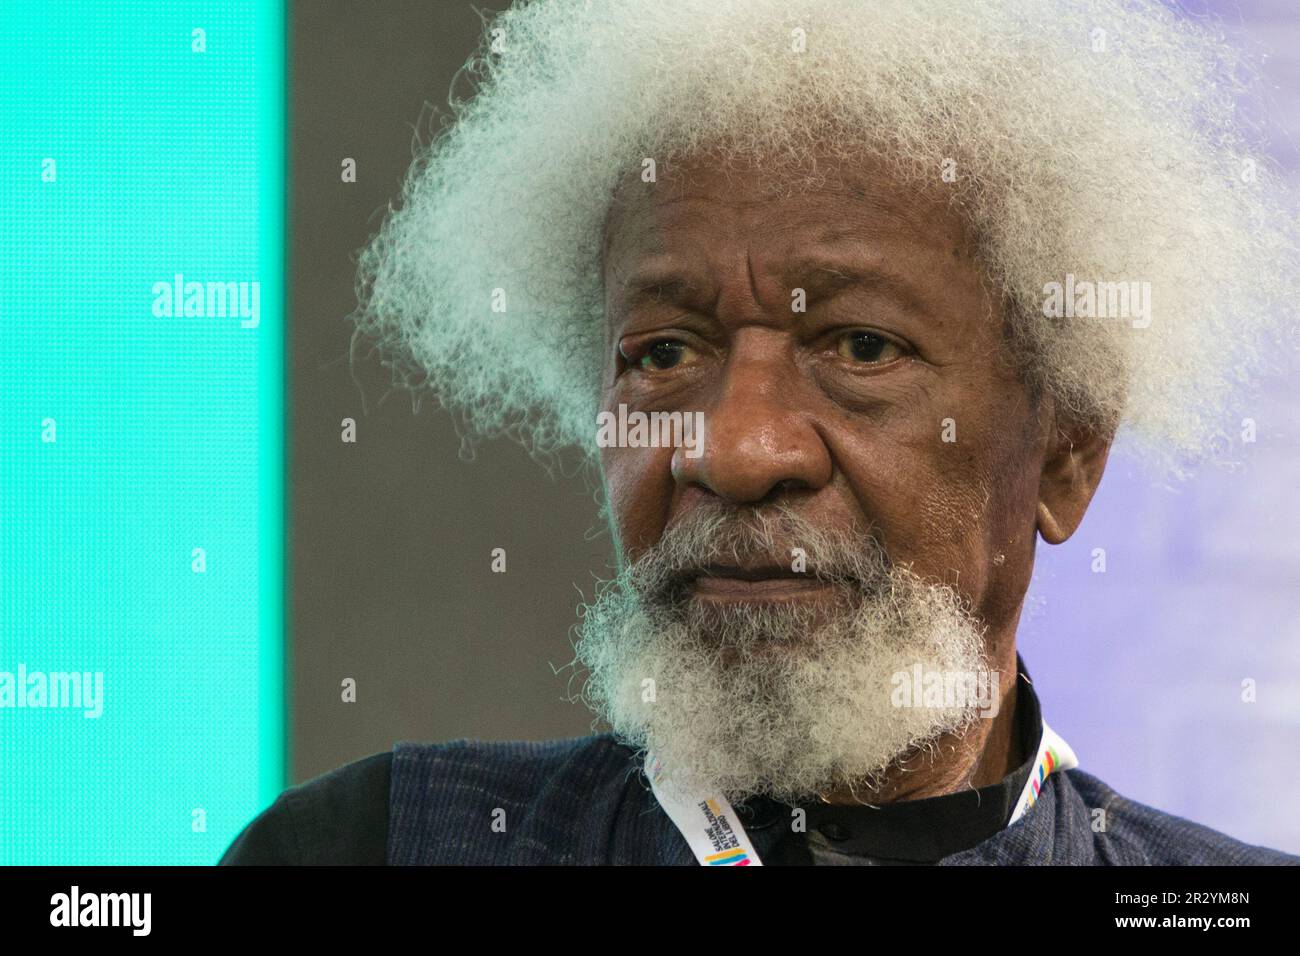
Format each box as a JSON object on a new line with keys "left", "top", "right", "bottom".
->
{"left": 578, "top": 149, "right": 1060, "bottom": 800}
{"left": 599, "top": 150, "right": 1048, "bottom": 635}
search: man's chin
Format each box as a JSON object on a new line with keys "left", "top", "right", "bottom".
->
{"left": 577, "top": 548, "right": 990, "bottom": 802}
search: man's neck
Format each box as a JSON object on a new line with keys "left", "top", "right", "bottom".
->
{"left": 818, "top": 651, "right": 1023, "bottom": 806}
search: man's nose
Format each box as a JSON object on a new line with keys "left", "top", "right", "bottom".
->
{"left": 672, "top": 343, "right": 833, "bottom": 503}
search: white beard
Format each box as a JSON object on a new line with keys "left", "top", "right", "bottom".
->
{"left": 573, "top": 501, "right": 992, "bottom": 804}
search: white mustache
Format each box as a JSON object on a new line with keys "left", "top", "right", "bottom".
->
{"left": 623, "top": 502, "right": 893, "bottom": 600}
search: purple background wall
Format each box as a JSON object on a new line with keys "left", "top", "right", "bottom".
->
{"left": 1028, "top": 0, "right": 1300, "bottom": 853}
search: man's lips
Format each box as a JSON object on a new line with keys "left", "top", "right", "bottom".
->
{"left": 686, "top": 565, "right": 838, "bottom": 602}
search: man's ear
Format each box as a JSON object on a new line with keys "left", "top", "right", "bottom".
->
{"left": 1036, "top": 412, "right": 1113, "bottom": 545}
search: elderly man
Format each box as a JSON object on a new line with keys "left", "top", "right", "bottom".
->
{"left": 225, "top": 0, "right": 1299, "bottom": 865}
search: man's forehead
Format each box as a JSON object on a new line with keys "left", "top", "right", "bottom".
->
{"left": 601, "top": 149, "right": 972, "bottom": 274}
{"left": 601, "top": 152, "right": 978, "bottom": 315}
{"left": 607, "top": 248, "right": 940, "bottom": 322}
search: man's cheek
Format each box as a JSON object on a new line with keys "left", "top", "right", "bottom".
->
{"left": 603, "top": 447, "right": 675, "bottom": 553}
{"left": 871, "top": 464, "right": 988, "bottom": 585}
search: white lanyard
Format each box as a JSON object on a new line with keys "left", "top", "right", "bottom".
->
{"left": 648, "top": 719, "right": 1078, "bottom": 866}
{"left": 647, "top": 753, "right": 765, "bottom": 865}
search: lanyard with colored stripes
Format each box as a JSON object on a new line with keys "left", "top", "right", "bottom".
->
{"left": 648, "top": 719, "right": 1077, "bottom": 866}
{"left": 1008, "top": 719, "right": 1077, "bottom": 825}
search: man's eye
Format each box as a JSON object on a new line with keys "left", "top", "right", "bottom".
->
{"left": 837, "top": 330, "right": 904, "bottom": 364}
{"left": 638, "top": 340, "right": 692, "bottom": 371}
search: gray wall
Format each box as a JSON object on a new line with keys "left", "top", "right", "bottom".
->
{"left": 290, "top": 0, "right": 608, "bottom": 783}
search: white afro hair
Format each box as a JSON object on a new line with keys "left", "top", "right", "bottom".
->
{"left": 350, "top": 0, "right": 1299, "bottom": 469}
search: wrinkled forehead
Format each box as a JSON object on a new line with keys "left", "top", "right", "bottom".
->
{"left": 599, "top": 145, "right": 992, "bottom": 321}
{"left": 600, "top": 146, "right": 982, "bottom": 279}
